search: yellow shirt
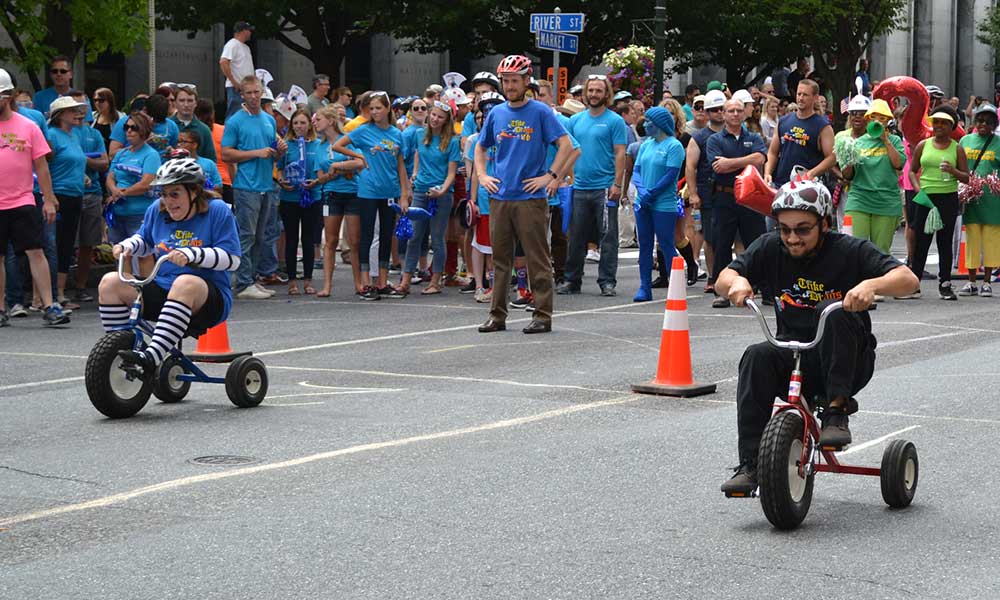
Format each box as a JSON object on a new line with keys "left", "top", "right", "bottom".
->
{"left": 344, "top": 115, "right": 369, "bottom": 133}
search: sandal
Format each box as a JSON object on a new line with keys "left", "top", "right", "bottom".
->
{"left": 421, "top": 284, "right": 442, "bottom": 295}
{"left": 288, "top": 283, "right": 301, "bottom": 296}
{"left": 317, "top": 289, "right": 331, "bottom": 298}
{"left": 303, "top": 284, "right": 317, "bottom": 295}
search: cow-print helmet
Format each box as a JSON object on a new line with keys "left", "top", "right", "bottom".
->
{"left": 771, "top": 179, "right": 831, "bottom": 218}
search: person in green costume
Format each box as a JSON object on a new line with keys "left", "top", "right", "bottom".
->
{"left": 957, "top": 103, "right": 1000, "bottom": 297}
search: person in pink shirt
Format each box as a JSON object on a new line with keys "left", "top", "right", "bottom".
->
{"left": 0, "top": 68, "right": 69, "bottom": 326}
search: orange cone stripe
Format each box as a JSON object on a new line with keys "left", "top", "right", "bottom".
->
{"left": 665, "top": 299, "right": 687, "bottom": 311}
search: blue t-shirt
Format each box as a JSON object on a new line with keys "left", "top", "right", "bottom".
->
{"left": 195, "top": 156, "right": 223, "bottom": 191}
{"left": 567, "top": 108, "right": 629, "bottom": 190}
{"left": 461, "top": 112, "right": 477, "bottom": 138}
{"left": 478, "top": 99, "right": 567, "bottom": 201}
{"left": 401, "top": 125, "right": 424, "bottom": 178}
{"left": 72, "top": 125, "right": 106, "bottom": 195}
{"left": 33, "top": 88, "right": 93, "bottom": 123}
{"left": 774, "top": 113, "right": 829, "bottom": 186}
{"left": 319, "top": 136, "right": 359, "bottom": 195}
{"left": 346, "top": 122, "right": 403, "bottom": 199}
{"left": 221, "top": 110, "right": 278, "bottom": 193}
{"left": 276, "top": 138, "right": 321, "bottom": 203}
{"left": 546, "top": 112, "right": 580, "bottom": 207}
{"left": 110, "top": 115, "right": 179, "bottom": 161}
{"left": 46, "top": 127, "right": 87, "bottom": 197}
{"left": 109, "top": 143, "right": 160, "bottom": 216}
{"left": 136, "top": 199, "right": 241, "bottom": 324}
{"left": 635, "top": 136, "right": 685, "bottom": 212}
{"left": 17, "top": 106, "right": 47, "bottom": 133}
{"left": 414, "top": 134, "right": 462, "bottom": 192}
{"left": 466, "top": 133, "right": 493, "bottom": 215}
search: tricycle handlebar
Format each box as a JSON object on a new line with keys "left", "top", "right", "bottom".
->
{"left": 118, "top": 253, "right": 172, "bottom": 287}
{"left": 745, "top": 298, "right": 844, "bottom": 352}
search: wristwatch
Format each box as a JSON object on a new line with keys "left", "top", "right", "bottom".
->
{"left": 546, "top": 169, "right": 558, "bottom": 179}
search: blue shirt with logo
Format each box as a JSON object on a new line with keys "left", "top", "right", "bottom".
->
{"left": 319, "top": 136, "right": 359, "bottom": 195}
{"left": 46, "top": 127, "right": 87, "bottom": 197}
{"left": 477, "top": 99, "right": 567, "bottom": 201}
{"left": 346, "top": 122, "right": 403, "bottom": 199}
{"left": 110, "top": 115, "right": 179, "bottom": 161}
{"left": 401, "top": 125, "right": 424, "bottom": 178}
{"left": 276, "top": 138, "right": 321, "bottom": 203}
{"left": 635, "top": 136, "right": 685, "bottom": 212}
{"left": 221, "top": 110, "right": 279, "bottom": 193}
{"left": 73, "top": 124, "right": 106, "bottom": 195}
{"left": 773, "top": 113, "right": 828, "bottom": 186}
{"left": 705, "top": 125, "right": 767, "bottom": 189}
{"left": 567, "top": 108, "right": 629, "bottom": 190}
{"left": 414, "top": 134, "right": 462, "bottom": 192}
{"left": 109, "top": 143, "right": 160, "bottom": 216}
{"left": 136, "top": 199, "right": 241, "bottom": 324}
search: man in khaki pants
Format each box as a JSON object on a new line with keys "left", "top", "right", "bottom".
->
{"left": 474, "top": 55, "right": 574, "bottom": 334}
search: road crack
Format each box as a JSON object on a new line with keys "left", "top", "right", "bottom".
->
{"left": 0, "top": 465, "right": 99, "bottom": 486}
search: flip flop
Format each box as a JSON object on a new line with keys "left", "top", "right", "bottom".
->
{"left": 317, "top": 290, "right": 331, "bottom": 298}
{"left": 303, "top": 285, "right": 317, "bottom": 295}
{"left": 288, "top": 284, "right": 301, "bottom": 296}
{"left": 421, "top": 285, "right": 442, "bottom": 295}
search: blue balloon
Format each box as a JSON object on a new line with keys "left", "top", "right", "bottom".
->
{"left": 405, "top": 206, "right": 433, "bottom": 221}
{"left": 558, "top": 186, "right": 573, "bottom": 233}
{"left": 394, "top": 215, "right": 414, "bottom": 242}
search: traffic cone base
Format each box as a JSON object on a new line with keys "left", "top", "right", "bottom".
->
{"left": 631, "top": 256, "right": 716, "bottom": 399}
{"left": 188, "top": 321, "right": 252, "bottom": 363}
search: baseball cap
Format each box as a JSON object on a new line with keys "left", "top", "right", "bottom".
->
{"left": 706, "top": 80, "right": 725, "bottom": 92}
{"left": 568, "top": 84, "right": 583, "bottom": 96}
{"left": 691, "top": 94, "right": 706, "bottom": 107}
{"left": 732, "top": 89, "right": 754, "bottom": 105}
{"left": 0, "top": 68, "right": 13, "bottom": 95}
{"left": 703, "top": 90, "right": 727, "bottom": 110}
{"left": 234, "top": 21, "right": 254, "bottom": 33}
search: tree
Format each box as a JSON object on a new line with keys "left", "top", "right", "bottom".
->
{"left": 976, "top": 5, "right": 1000, "bottom": 48}
{"left": 0, "top": 0, "right": 148, "bottom": 91}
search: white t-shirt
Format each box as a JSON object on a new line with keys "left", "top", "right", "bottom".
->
{"left": 220, "top": 38, "right": 254, "bottom": 88}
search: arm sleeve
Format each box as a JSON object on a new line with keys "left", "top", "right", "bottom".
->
{"left": 611, "top": 117, "right": 629, "bottom": 146}
{"left": 110, "top": 116, "right": 127, "bottom": 145}
{"left": 478, "top": 112, "right": 495, "bottom": 149}
{"left": 448, "top": 137, "right": 462, "bottom": 163}
{"left": 31, "top": 124, "right": 51, "bottom": 160}
{"left": 118, "top": 234, "right": 152, "bottom": 256}
{"left": 176, "top": 246, "right": 241, "bottom": 271}
{"left": 728, "top": 234, "right": 768, "bottom": 283}
{"left": 541, "top": 108, "right": 568, "bottom": 145}
{"left": 220, "top": 118, "right": 238, "bottom": 149}
{"left": 206, "top": 162, "right": 223, "bottom": 189}
{"left": 631, "top": 147, "right": 647, "bottom": 198}
{"left": 220, "top": 39, "right": 236, "bottom": 61}
{"left": 644, "top": 167, "right": 682, "bottom": 200}
{"left": 142, "top": 151, "right": 160, "bottom": 175}
{"left": 858, "top": 237, "right": 904, "bottom": 278}
{"left": 178, "top": 203, "right": 242, "bottom": 271}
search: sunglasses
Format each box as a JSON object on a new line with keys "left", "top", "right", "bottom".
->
{"left": 433, "top": 100, "right": 452, "bottom": 113}
{"left": 370, "top": 91, "right": 390, "bottom": 99}
{"left": 124, "top": 123, "right": 140, "bottom": 132}
{"left": 587, "top": 74, "right": 608, "bottom": 81}
{"left": 411, "top": 105, "right": 427, "bottom": 112}
{"left": 93, "top": 97, "right": 108, "bottom": 103}
{"left": 778, "top": 222, "right": 819, "bottom": 238}
{"left": 693, "top": 104, "right": 705, "bottom": 110}
{"left": 50, "top": 68, "right": 70, "bottom": 75}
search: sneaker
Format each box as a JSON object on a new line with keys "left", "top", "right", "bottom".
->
{"left": 254, "top": 283, "right": 277, "bottom": 296}
{"left": 459, "top": 279, "right": 478, "bottom": 294}
{"left": 525, "top": 302, "right": 536, "bottom": 312}
{"left": 650, "top": 276, "right": 669, "bottom": 289}
{"left": 474, "top": 287, "right": 492, "bottom": 303}
{"left": 360, "top": 286, "right": 381, "bottom": 301}
{"left": 894, "top": 289, "right": 921, "bottom": 300}
{"left": 382, "top": 285, "right": 407, "bottom": 299}
{"left": 939, "top": 282, "right": 957, "bottom": 301}
{"left": 8, "top": 303, "right": 27, "bottom": 318}
{"left": 50, "top": 301, "right": 72, "bottom": 316}
{"left": 510, "top": 290, "right": 533, "bottom": 310}
{"left": 389, "top": 263, "right": 402, "bottom": 273}
{"left": 958, "top": 282, "right": 978, "bottom": 297}
{"left": 599, "top": 285, "right": 617, "bottom": 297}
{"left": 411, "top": 273, "right": 424, "bottom": 285}
{"left": 556, "top": 282, "right": 581, "bottom": 295}
{"left": 0, "top": 310, "right": 8, "bottom": 328}
{"left": 819, "top": 411, "right": 852, "bottom": 448}
{"left": 585, "top": 249, "right": 600, "bottom": 263}
{"left": 721, "top": 462, "right": 758, "bottom": 497}
{"left": 237, "top": 286, "right": 273, "bottom": 299}
{"left": 982, "top": 283, "right": 993, "bottom": 297}
{"left": 712, "top": 296, "right": 731, "bottom": 309}
{"left": 43, "top": 304, "right": 70, "bottom": 326}
{"left": 73, "top": 290, "right": 95, "bottom": 302}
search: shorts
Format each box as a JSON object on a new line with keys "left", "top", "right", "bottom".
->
{"left": 77, "top": 193, "right": 104, "bottom": 247}
{"left": 0, "top": 204, "right": 44, "bottom": 253}
{"left": 472, "top": 215, "right": 492, "bottom": 254}
{"left": 323, "top": 191, "right": 361, "bottom": 216}
{"left": 700, "top": 205, "right": 716, "bottom": 246}
{"left": 141, "top": 279, "right": 226, "bottom": 338}
{"left": 964, "top": 223, "right": 1000, "bottom": 268}
{"left": 904, "top": 190, "right": 917, "bottom": 226}
{"left": 108, "top": 213, "right": 146, "bottom": 244}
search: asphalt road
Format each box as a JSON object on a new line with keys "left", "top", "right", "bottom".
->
{"left": 2, "top": 239, "right": 999, "bottom": 599}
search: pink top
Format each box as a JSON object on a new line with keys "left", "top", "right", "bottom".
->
{"left": 0, "top": 112, "right": 50, "bottom": 210}
{"left": 900, "top": 141, "right": 914, "bottom": 191}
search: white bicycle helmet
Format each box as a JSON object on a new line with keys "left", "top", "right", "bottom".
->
{"left": 771, "top": 178, "right": 832, "bottom": 219}
{"left": 471, "top": 71, "right": 500, "bottom": 89}
{"left": 477, "top": 91, "right": 505, "bottom": 110}
{"left": 151, "top": 157, "right": 206, "bottom": 187}
{"left": 924, "top": 84, "right": 945, "bottom": 99}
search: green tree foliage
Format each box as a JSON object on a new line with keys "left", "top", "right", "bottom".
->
{"left": 0, "top": 0, "right": 148, "bottom": 91}
{"left": 976, "top": 5, "right": 1000, "bottom": 49}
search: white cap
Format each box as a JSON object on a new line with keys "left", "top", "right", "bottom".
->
{"left": 0, "top": 68, "right": 13, "bottom": 95}
{"left": 703, "top": 90, "right": 727, "bottom": 110}
{"left": 846, "top": 94, "right": 872, "bottom": 112}
{"left": 732, "top": 89, "right": 754, "bottom": 105}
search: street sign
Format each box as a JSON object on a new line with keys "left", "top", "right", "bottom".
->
{"left": 529, "top": 12, "right": 585, "bottom": 33}
{"left": 536, "top": 31, "right": 579, "bottom": 55}
{"left": 547, "top": 67, "right": 569, "bottom": 104}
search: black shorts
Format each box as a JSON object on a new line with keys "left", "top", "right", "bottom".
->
{"left": 324, "top": 191, "right": 361, "bottom": 216}
{"left": 0, "top": 204, "right": 44, "bottom": 254}
{"left": 141, "top": 279, "right": 226, "bottom": 338}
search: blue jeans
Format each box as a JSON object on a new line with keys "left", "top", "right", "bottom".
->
{"left": 564, "top": 188, "right": 619, "bottom": 288}
{"left": 225, "top": 87, "right": 243, "bottom": 118}
{"left": 636, "top": 208, "right": 678, "bottom": 291}
{"left": 404, "top": 192, "right": 452, "bottom": 274}
{"left": 233, "top": 189, "right": 273, "bottom": 291}
{"left": 257, "top": 192, "right": 280, "bottom": 276}
{"left": 4, "top": 243, "right": 26, "bottom": 307}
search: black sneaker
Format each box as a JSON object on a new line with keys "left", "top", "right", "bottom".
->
{"left": 721, "top": 462, "right": 758, "bottom": 497}
{"left": 510, "top": 292, "right": 533, "bottom": 310}
{"left": 525, "top": 302, "right": 536, "bottom": 312}
{"left": 383, "top": 285, "right": 408, "bottom": 299}
{"left": 360, "top": 286, "right": 381, "bottom": 301}
{"left": 0, "top": 309, "right": 9, "bottom": 328}
{"left": 650, "top": 276, "right": 669, "bottom": 289}
{"left": 939, "top": 282, "right": 957, "bottom": 301}
{"left": 459, "top": 279, "right": 477, "bottom": 294}
{"left": 819, "top": 411, "right": 852, "bottom": 448}
{"left": 556, "top": 282, "right": 581, "bottom": 295}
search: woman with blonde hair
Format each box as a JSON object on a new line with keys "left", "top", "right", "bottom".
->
{"left": 276, "top": 109, "right": 323, "bottom": 295}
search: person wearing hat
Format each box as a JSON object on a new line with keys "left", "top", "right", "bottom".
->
{"left": 0, "top": 69, "right": 71, "bottom": 326}
{"left": 683, "top": 94, "right": 707, "bottom": 136}
{"left": 220, "top": 21, "right": 256, "bottom": 118}
{"left": 568, "top": 84, "right": 583, "bottom": 100}
{"left": 685, "top": 89, "right": 727, "bottom": 291}
{"left": 907, "top": 105, "right": 969, "bottom": 300}
{"left": 732, "top": 89, "right": 754, "bottom": 122}
{"left": 840, "top": 97, "right": 905, "bottom": 261}
{"left": 956, "top": 102, "right": 1000, "bottom": 296}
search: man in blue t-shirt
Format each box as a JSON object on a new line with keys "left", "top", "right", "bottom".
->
{"left": 33, "top": 56, "right": 93, "bottom": 123}
{"left": 221, "top": 74, "right": 287, "bottom": 299}
{"left": 765, "top": 79, "right": 835, "bottom": 188}
{"left": 560, "top": 75, "right": 628, "bottom": 297}
{"left": 475, "top": 55, "right": 573, "bottom": 334}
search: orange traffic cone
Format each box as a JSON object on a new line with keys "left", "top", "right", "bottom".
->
{"left": 957, "top": 225, "right": 969, "bottom": 276}
{"left": 842, "top": 214, "right": 853, "bottom": 236}
{"left": 188, "top": 321, "right": 247, "bottom": 363}
{"left": 631, "top": 256, "right": 717, "bottom": 398}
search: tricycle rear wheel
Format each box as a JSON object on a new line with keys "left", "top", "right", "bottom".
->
{"left": 881, "top": 439, "right": 918, "bottom": 508}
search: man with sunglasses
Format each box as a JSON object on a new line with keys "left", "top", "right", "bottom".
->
{"left": 171, "top": 85, "right": 216, "bottom": 162}
{"left": 685, "top": 89, "right": 726, "bottom": 291}
{"left": 714, "top": 179, "right": 917, "bottom": 496}
{"left": 33, "top": 56, "right": 92, "bottom": 122}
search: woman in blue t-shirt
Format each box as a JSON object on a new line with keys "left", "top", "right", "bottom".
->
{"left": 176, "top": 130, "right": 223, "bottom": 191}
{"left": 314, "top": 105, "right": 364, "bottom": 297}
{"left": 332, "top": 92, "right": 412, "bottom": 301}
{"left": 100, "top": 158, "right": 241, "bottom": 378}
{"left": 46, "top": 97, "right": 89, "bottom": 304}
{"left": 631, "top": 107, "right": 685, "bottom": 302}
{"left": 396, "top": 102, "right": 461, "bottom": 296}
{"left": 106, "top": 112, "right": 160, "bottom": 273}
{"left": 276, "top": 109, "right": 323, "bottom": 295}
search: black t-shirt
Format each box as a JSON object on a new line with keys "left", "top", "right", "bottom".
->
{"left": 729, "top": 231, "right": 903, "bottom": 341}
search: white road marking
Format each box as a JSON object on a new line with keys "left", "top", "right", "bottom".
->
{"left": 0, "top": 376, "right": 85, "bottom": 392}
{"left": 267, "top": 401, "right": 327, "bottom": 407}
{"left": 0, "top": 351, "right": 87, "bottom": 360}
{"left": 0, "top": 394, "right": 639, "bottom": 528}
{"left": 839, "top": 425, "right": 921, "bottom": 455}
{"left": 878, "top": 331, "right": 970, "bottom": 347}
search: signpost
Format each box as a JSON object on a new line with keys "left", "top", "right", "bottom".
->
{"left": 532, "top": 8, "right": 585, "bottom": 105}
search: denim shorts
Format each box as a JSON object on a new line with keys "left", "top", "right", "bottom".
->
{"left": 324, "top": 191, "right": 361, "bottom": 216}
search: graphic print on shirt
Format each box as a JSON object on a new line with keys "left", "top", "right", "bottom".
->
{"left": 156, "top": 228, "right": 204, "bottom": 255}
{"left": 777, "top": 277, "right": 844, "bottom": 311}
{"left": 0, "top": 132, "right": 26, "bottom": 152}
{"left": 497, "top": 119, "right": 534, "bottom": 142}
{"left": 148, "top": 131, "right": 170, "bottom": 155}
{"left": 782, "top": 126, "right": 811, "bottom": 147}
{"left": 965, "top": 147, "right": 997, "bottom": 162}
{"left": 369, "top": 138, "right": 399, "bottom": 156}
